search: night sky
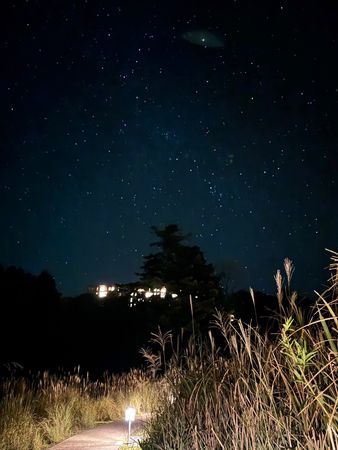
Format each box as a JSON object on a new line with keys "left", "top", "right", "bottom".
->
{"left": 1, "top": 1, "right": 337, "bottom": 296}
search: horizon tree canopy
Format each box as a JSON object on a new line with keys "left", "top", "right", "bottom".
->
{"left": 138, "top": 224, "right": 222, "bottom": 302}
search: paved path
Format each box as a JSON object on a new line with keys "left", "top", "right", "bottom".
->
{"left": 49, "top": 419, "right": 146, "bottom": 449}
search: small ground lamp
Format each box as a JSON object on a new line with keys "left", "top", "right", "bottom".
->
{"left": 125, "top": 406, "right": 136, "bottom": 445}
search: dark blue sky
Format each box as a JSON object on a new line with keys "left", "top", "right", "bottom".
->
{"left": 1, "top": 1, "right": 337, "bottom": 296}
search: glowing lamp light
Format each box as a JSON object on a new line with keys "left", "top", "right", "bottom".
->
{"left": 125, "top": 407, "right": 136, "bottom": 444}
{"left": 125, "top": 406, "right": 136, "bottom": 422}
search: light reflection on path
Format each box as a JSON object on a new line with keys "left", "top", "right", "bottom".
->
{"left": 49, "top": 419, "right": 145, "bottom": 450}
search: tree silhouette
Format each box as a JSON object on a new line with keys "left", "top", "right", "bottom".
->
{"left": 138, "top": 224, "right": 222, "bottom": 302}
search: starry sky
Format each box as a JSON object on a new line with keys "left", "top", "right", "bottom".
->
{"left": 1, "top": 0, "right": 337, "bottom": 296}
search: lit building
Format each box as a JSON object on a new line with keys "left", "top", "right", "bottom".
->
{"left": 88, "top": 284, "right": 117, "bottom": 298}
{"left": 88, "top": 283, "right": 178, "bottom": 306}
{"left": 129, "top": 286, "right": 178, "bottom": 307}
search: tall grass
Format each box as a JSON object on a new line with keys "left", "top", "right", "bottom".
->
{"left": 141, "top": 252, "right": 338, "bottom": 449}
{"left": 2, "top": 252, "right": 337, "bottom": 449}
{"left": 0, "top": 368, "right": 160, "bottom": 450}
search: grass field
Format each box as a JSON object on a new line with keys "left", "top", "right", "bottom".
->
{"left": 141, "top": 252, "right": 338, "bottom": 449}
{"left": 0, "top": 368, "right": 160, "bottom": 450}
{"left": 1, "top": 252, "right": 337, "bottom": 449}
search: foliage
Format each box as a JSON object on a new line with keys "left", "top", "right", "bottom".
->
{"left": 140, "top": 252, "right": 338, "bottom": 450}
{"left": 0, "top": 226, "right": 281, "bottom": 375}
{"left": 0, "top": 369, "right": 161, "bottom": 450}
{"left": 2, "top": 251, "right": 338, "bottom": 449}
{"left": 138, "top": 224, "right": 222, "bottom": 303}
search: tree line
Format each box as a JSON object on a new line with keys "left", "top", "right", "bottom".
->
{"left": 0, "top": 224, "right": 280, "bottom": 375}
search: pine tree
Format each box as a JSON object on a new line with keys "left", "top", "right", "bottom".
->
{"left": 138, "top": 224, "right": 221, "bottom": 302}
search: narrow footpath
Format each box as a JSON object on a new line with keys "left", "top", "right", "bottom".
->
{"left": 49, "top": 419, "right": 145, "bottom": 450}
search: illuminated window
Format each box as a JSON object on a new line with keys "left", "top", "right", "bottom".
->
{"left": 98, "top": 284, "right": 108, "bottom": 298}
